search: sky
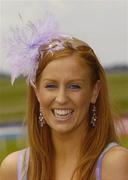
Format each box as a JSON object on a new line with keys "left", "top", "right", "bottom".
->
{"left": 0, "top": 0, "right": 128, "bottom": 73}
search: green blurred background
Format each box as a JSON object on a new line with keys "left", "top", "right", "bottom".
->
{"left": 0, "top": 72, "right": 128, "bottom": 163}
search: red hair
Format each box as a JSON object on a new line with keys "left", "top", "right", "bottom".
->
{"left": 26, "top": 40, "right": 118, "bottom": 180}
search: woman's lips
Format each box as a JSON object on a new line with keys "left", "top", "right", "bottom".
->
{"left": 52, "top": 108, "right": 74, "bottom": 121}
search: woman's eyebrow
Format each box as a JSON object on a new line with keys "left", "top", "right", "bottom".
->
{"left": 68, "top": 79, "right": 85, "bottom": 83}
{"left": 42, "top": 78, "right": 85, "bottom": 82}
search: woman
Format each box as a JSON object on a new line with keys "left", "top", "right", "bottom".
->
{"left": 0, "top": 18, "right": 128, "bottom": 180}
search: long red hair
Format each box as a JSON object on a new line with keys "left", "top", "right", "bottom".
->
{"left": 26, "top": 40, "right": 118, "bottom": 180}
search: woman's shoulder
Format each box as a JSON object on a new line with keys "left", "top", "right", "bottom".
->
{"left": 103, "top": 145, "right": 128, "bottom": 165}
{"left": 0, "top": 149, "right": 25, "bottom": 180}
{"left": 102, "top": 146, "right": 128, "bottom": 180}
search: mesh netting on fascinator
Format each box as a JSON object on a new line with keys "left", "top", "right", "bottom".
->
{"left": 1, "top": 15, "right": 90, "bottom": 85}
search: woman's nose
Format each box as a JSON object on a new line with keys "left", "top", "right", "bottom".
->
{"left": 55, "top": 88, "right": 68, "bottom": 104}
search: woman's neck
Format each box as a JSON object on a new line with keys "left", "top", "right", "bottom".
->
{"left": 51, "top": 122, "right": 87, "bottom": 161}
{"left": 51, "top": 122, "right": 87, "bottom": 180}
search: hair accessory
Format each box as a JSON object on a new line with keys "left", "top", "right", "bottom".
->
{"left": 39, "top": 111, "right": 45, "bottom": 127}
{"left": 2, "top": 15, "right": 71, "bottom": 85}
{"left": 90, "top": 104, "right": 97, "bottom": 127}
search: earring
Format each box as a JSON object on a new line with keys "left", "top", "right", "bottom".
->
{"left": 39, "top": 110, "right": 45, "bottom": 127}
{"left": 90, "top": 104, "right": 97, "bottom": 127}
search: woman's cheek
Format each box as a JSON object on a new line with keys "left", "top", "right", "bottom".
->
{"left": 39, "top": 91, "right": 54, "bottom": 106}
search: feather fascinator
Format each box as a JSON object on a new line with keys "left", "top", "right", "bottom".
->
{"left": 2, "top": 16, "right": 70, "bottom": 85}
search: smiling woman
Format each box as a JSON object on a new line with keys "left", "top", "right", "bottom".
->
{"left": 34, "top": 54, "right": 100, "bottom": 135}
{"left": 0, "top": 17, "right": 128, "bottom": 180}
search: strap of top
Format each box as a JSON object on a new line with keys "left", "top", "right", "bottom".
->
{"left": 95, "top": 142, "right": 119, "bottom": 180}
{"left": 17, "top": 148, "right": 29, "bottom": 180}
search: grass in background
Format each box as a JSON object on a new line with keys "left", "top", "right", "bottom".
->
{"left": 0, "top": 138, "right": 26, "bottom": 163}
{"left": 120, "top": 136, "right": 128, "bottom": 147}
{"left": 0, "top": 77, "right": 27, "bottom": 123}
{"left": 107, "top": 72, "right": 128, "bottom": 117}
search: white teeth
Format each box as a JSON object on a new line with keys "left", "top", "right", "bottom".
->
{"left": 53, "top": 109, "right": 73, "bottom": 116}
{"left": 52, "top": 109, "right": 74, "bottom": 121}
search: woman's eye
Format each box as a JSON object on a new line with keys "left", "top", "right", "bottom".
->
{"left": 68, "top": 84, "right": 81, "bottom": 89}
{"left": 45, "top": 84, "right": 57, "bottom": 89}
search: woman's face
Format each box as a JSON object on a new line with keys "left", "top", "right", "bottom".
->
{"left": 35, "top": 54, "right": 100, "bottom": 134}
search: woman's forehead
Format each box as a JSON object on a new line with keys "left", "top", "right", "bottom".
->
{"left": 40, "top": 54, "right": 91, "bottom": 80}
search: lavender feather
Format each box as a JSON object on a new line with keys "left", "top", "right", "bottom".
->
{"left": 3, "top": 16, "right": 64, "bottom": 85}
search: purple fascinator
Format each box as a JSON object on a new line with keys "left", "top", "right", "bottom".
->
{"left": 3, "top": 15, "right": 71, "bottom": 85}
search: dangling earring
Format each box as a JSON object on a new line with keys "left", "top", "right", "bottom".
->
{"left": 39, "top": 110, "right": 45, "bottom": 127}
{"left": 91, "top": 104, "right": 97, "bottom": 127}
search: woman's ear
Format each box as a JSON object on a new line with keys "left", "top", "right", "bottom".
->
{"left": 91, "top": 80, "right": 101, "bottom": 104}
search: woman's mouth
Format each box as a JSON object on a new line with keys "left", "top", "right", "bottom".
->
{"left": 52, "top": 108, "right": 74, "bottom": 121}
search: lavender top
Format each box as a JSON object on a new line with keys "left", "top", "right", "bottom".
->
{"left": 17, "top": 142, "right": 118, "bottom": 180}
{"left": 95, "top": 142, "right": 118, "bottom": 180}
